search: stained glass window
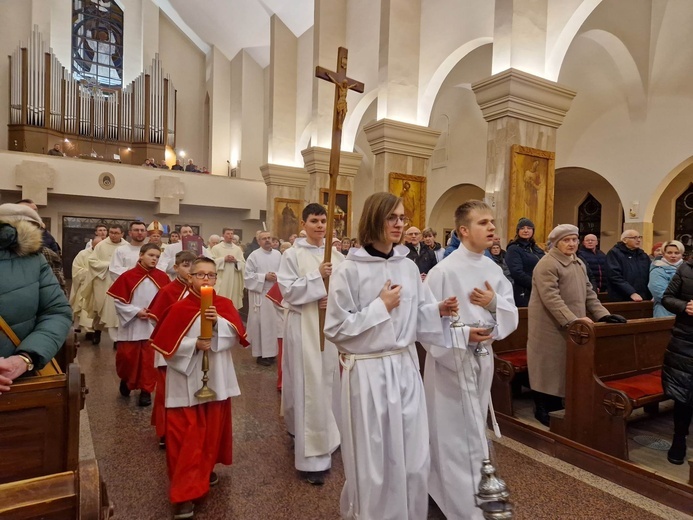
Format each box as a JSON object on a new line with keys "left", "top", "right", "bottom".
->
{"left": 72, "top": 0, "right": 124, "bottom": 89}
{"left": 674, "top": 183, "right": 693, "bottom": 253}
{"left": 578, "top": 193, "right": 602, "bottom": 240}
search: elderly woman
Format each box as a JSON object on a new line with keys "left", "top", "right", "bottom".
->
{"left": 649, "top": 240, "right": 684, "bottom": 317}
{"left": 661, "top": 254, "right": 693, "bottom": 465}
{"left": 527, "top": 224, "right": 626, "bottom": 426}
{"left": 422, "top": 227, "right": 444, "bottom": 263}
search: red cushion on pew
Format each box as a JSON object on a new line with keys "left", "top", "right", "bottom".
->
{"left": 497, "top": 350, "right": 528, "bottom": 370}
{"left": 604, "top": 371, "right": 663, "bottom": 400}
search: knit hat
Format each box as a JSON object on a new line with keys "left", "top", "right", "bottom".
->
{"left": 548, "top": 224, "right": 579, "bottom": 245}
{"left": 0, "top": 203, "right": 44, "bottom": 227}
{"left": 516, "top": 217, "right": 535, "bottom": 232}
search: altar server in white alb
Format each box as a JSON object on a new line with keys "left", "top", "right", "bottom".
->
{"left": 423, "top": 200, "right": 518, "bottom": 520}
{"left": 244, "top": 230, "right": 282, "bottom": 366}
{"left": 110, "top": 221, "right": 148, "bottom": 278}
{"left": 211, "top": 227, "right": 246, "bottom": 310}
{"left": 278, "top": 203, "right": 344, "bottom": 485}
{"left": 324, "top": 192, "right": 459, "bottom": 520}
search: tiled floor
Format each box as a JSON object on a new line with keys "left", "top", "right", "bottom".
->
{"left": 78, "top": 337, "right": 687, "bottom": 519}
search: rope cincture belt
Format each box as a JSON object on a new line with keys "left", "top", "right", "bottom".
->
{"left": 338, "top": 346, "right": 409, "bottom": 519}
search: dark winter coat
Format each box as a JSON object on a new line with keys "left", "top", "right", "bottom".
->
{"left": 605, "top": 242, "right": 652, "bottom": 301}
{"left": 0, "top": 219, "right": 72, "bottom": 369}
{"left": 505, "top": 239, "right": 545, "bottom": 307}
{"left": 661, "top": 260, "right": 693, "bottom": 406}
{"left": 577, "top": 245, "right": 608, "bottom": 293}
{"left": 405, "top": 243, "right": 437, "bottom": 275}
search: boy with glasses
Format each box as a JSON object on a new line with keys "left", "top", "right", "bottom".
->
{"left": 605, "top": 229, "right": 652, "bottom": 302}
{"left": 151, "top": 257, "right": 248, "bottom": 519}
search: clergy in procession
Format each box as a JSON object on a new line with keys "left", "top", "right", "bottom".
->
{"left": 148, "top": 250, "right": 196, "bottom": 448}
{"left": 85, "top": 224, "right": 128, "bottom": 344}
{"left": 324, "top": 192, "right": 459, "bottom": 520}
{"left": 110, "top": 221, "right": 149, "bottom": 278}
{"left": 108, "top": 244, "right": 170, "bottom": 407}
{"left": 158, "top": 225, "right": 210, "bottom": 279}
{"left": 278, "top": 203, "right": 344, "bottom": 485}
{"left": 422, "top": 200, "right": 519, "bottom": 520}
{"left": 147, "top": 220, "right": 166, "bottom": 250}
{"left": 70, "top": 236, "right": 101, "bottom": 334}
{"left": 244, "top": 230, "right": 282, "bottom": 366}
{"left": 211, "top": 227, "right": 245, "bottom": 310}
{"left": 85, "top": 223, "right": 108, "bottom": 250}
{"left": 150, "top": 257, "right": 248, "bottom": 520}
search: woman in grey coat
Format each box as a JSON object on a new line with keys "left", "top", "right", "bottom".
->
{"left": 527, "top": 224, "right": 625, "bottom": 425}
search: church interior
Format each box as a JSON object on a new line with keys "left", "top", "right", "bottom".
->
{"left": 1, "top": 0, "right": 693, "bottom": 518}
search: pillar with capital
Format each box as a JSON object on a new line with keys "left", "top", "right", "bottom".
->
{"left": 260, "top": 164, "right": 309, "bottom": 240}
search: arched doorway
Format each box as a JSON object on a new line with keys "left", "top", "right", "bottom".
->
{"left": 652, "top": 160, "right": 693, "bottom": 254}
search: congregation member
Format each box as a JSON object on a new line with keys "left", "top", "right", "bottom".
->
{"left": 505, "top": 217, "right": 545, "bottom": 307}
{"left": 158, "top": 225, "right": 210, "bottom": 279}
{"left": 488, "top": 243, "right": 513, "bottom": 285}
{"left": 108, "top": 244, "right": 170, "bottom": 407}
{"left": 423, "top": 200, "right": 518, "bottom": 520}
{"left": 184, "top": 159, "right": 198, "bottom": 172}
{"left": 0, "top": 204, "right": 72, "bottom": 386}
{"left": 661, "top": 253, "right": 693, "bottom": 465}
{"left": 171, "top": 159, "right": 184, "bottom": 171}
{"left": 577, "top": 234, "right": 608, "bottom": 293}
{"left": 278, "top": 203, "right": 343, "bottom": 485}
{"left": 150, "top": 257, "right": 248, "bottom": 519}
{"left": 86, "top": 224, "right": 128, "bottom": 344}
{"left": 148, "top": 250, "right": 197, "bottom": 448}
{"left": 244, "top": 231, "right": 282, "bottom": 366}
{"left": 340, "top": 237, "right": 351, "bottom": 255}
{"left": 605, "top": 230, "right": 652, "bottom": 302}
{"left": 651, "top": 242, "right": 664, "bottom": 261}
{"left": 16, "top": 199, "right": 61, "bottom": 255}
{"left": 271, "top": 236, "right": 281, "bottom": 250}
{"left": 288, "top": 233, "right": 298, "bottom": 245}
{"left": 47, "top": 142, "right": 65, "bottom": 156}
{"left": 245, "top": 230, "right": 262, "bottom": 257}
{"left": 422, "top": 227, "right": 445, "bottom": 263}
{"left": 110, "top": 221, "right": 148, "bottom": 278}
{"left": 208, "top": 234, "right": 221, "bottom": 249}
{"left": 85, "top": 223, "right": 108, "bottom": 250}
{"left": 324, "top": 192, "right": 458, "bottom": 520}
{"left": 649, "top": 240, "right": 685, "bottom": 317}
{"left": 70, "top": 236, "right": 102, "bottom": 334}
{"left": 210, "top": 228, "right": 245, "bottom": 310}
{"left": 527, "top": 224, "right": 625, "bottom": 426}
{"left": 404, "top": 226, "right": 437, "bottom": 279}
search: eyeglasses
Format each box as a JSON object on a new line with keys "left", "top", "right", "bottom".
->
{"left": 191, "top": 273, "right": 217, "bottom": 280}
{"left": 624, "top": 235, "right": 643, "bottom": 240}
{"left": 387, "top": 215, "right": 410, "bottom": 225}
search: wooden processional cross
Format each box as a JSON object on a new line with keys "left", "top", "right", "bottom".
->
{"left": 315, "top": 47, "right": 364, "bottom": 350}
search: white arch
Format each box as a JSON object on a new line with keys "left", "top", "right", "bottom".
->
{"left": 341, "top": 88, "right": 379, "bottom": 151}
{"left": 296, "top": 122, "right": 313, "bottom": 163}
{"left": 545, "top": 0, "right": 603, "bottom": 81}
{"left": 644, "top": 155, "right": 693, "bottom": 222}
{"left": 416, "top": 37, "right": 493, "bottom": 126}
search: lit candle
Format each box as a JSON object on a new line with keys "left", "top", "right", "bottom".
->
{"left": 199, "top": 285, "right": 214, "bottom": 338}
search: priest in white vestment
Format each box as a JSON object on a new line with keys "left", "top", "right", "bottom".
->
{"left": 244, "top": 231, "right": 282, "bottom": 364}
{"left": 70, "top": 237, "right": 101, "bottom": 332}
{"left": 211, "top": 228, "right": 245, "bottom": 310}
{"left": 157, "top": 225, "right": 210, "bottom": 279}
{"left": 423, "top": 200, "right": 518, "bottom": 520}
{"left": 324, "top": 193, "right": 459, "bottom": 520}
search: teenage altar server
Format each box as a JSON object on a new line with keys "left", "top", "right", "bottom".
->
{"left": 244, "top": 230, "right": 282, "bottom": 366}
{"left": 324, "top": 192, "right": 459, "bottom": 520}
{"left": 150, "top": 257, "right": 248, "bottom": 520}
{"left": 423, "top": 200, "right": 518, "bottom": 520}
{"left": 278, "top": 203, "right": 344, "bottom": 485}
{"left": 211, "top": 227, "right": 246, "bottom": 310}
{"left": 108, "top": 244, "right": 171, "bottom": 406}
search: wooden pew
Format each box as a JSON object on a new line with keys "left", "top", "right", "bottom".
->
{"left": 492, "top": 301, "right": 654, "bottom": 416}
{"left": 550, "top": 317, "right": 674, "bottom": 460}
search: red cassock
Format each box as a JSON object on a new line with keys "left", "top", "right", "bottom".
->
{"left": 107, "top": 263, "right": 170, "bottom": 392}
{"left": 150, "top": 291, "right": 248, "bottom": 504}
{"left": 266, "top": 282, "right": 284, "bottom": 391}
{"left": 148, "top": 277, "right": 188, "bottom": 436}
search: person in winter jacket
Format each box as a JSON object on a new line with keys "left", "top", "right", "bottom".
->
{"left": 0, "top": 204, "right": 72, "bottom": 391}
{"left": 422, "top": 227, "right": 444, "bottom": 263}
{"left": 404, "top": 226, "right": 437, "bottom": 277}
{"left": 577, "top": 234, "right": 608, "bottom": 293}
{"left": 488, "top": 243, "right": 513, "bottom": 285}
{"left": 661, "top": 256, "right": 693, "bottom": 465}
{"left": 649, "top": 240, "right": 684, "bottom": 317}
{"left": 505, "top": 217, "right": 545, "bottom": 307}
{"left": 605, "top": 230, "right": 652, "bottom": 302}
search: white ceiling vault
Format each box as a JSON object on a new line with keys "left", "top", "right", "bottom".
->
{"left": 154, "top": 0, "right": 314, "bottom": 67}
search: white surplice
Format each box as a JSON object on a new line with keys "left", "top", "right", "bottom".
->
{"left": 423, "top": 243, "right": 518, "bottom": 520}
{"left": 70, "top": 247, "right": 93, "bottom": 329}
{"left": 110, "top": 243, "right": 141, "bottom": 280}
{"left": 85, "top": 238, "right": 127, "bottom": 329}
{"left": 157, "top": 241, "right": 211, "bottom": 279}
{"left": 112, "top": 278, "right": 159, "bottom": 342}
{"left": 244, "top": 247, "right": 282, "bottom": 359}
{"left": 324, "top": 245, "right": 452, "bottom": 520}
{"left": 277, "top": 238, "right": 343, "bottom": 472}
{"left": 211, "top": 241, "right": 246, "bottom": 310}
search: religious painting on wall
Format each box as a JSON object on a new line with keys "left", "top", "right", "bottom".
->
{"left": 388, "top": 172, "right": 427, "bottom": 230}
{"left": 674, "top": 183, "right": 693, "bottom": 253}
{"left": 274, "top": 198, "right": 302, "bottom": 242}
{"left": 320, "top": 189, "right": 352, "bottom": 239}
{"left": 508, "top": 145, "right": 555, "bottom": 246}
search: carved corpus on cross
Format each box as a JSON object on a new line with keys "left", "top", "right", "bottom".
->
{"left": 315, "top": 47, "right": 364, "bottom": 350}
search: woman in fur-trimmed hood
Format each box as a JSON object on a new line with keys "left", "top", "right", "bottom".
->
{"left": 0, "top": 204, "right": 72, "bottom": 387}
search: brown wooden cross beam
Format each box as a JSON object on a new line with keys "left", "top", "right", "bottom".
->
{"left": 315, "top": 47, "right": 364, "bottom": 350}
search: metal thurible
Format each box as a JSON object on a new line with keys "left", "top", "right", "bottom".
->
{"left": 477, "top": 459, "right": 514, "bottom": 519}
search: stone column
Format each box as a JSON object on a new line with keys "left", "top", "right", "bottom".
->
{"left": 472, "top": 68, "right": 575, "bottom": 241}
{"left": 261, "top": 163, "right": 309, "bottom": 237}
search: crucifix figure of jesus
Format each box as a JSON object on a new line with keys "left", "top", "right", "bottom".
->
{"left": 315, "top": 47, "right": 364, "bottom": 349}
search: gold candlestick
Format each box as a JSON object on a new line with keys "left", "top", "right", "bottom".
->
{"left": 194, "top": 340, "right": 217, "bottom": 401}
